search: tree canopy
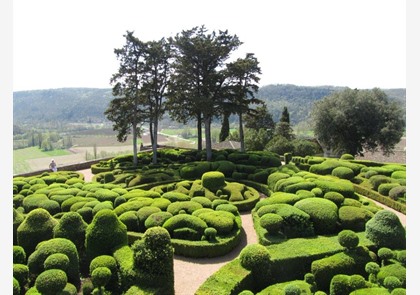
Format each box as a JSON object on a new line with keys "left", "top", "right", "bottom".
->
{"left": 311, "top": 88, "right": 405, "bottom": 156}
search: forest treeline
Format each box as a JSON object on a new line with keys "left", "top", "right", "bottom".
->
{"left": 13, "top": 85, "right": 406, "bottom": 128}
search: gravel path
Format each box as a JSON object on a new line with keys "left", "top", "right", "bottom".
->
{"left": 77, "top": 168, "right": 406, "bottom": 295}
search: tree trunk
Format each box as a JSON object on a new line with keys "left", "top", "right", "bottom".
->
{"left": 152, "top": 117, "right": 159, "bottom": 164}
{"left": 132, "top": 124, "right": 138, "bottom": 167}
{"left": 197, "top": 114, "right": 203, "bottom": 151}
{"left": 239, "top": 112, "right": 245, "bottom": 152}
{"left": 204, "top": 116, "right": 212, "bottom": 161}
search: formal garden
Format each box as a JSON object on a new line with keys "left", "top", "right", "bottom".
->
{"left": 12, "top": 148, "right": 406, "bottom": 294}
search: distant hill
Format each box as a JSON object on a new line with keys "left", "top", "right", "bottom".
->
{"left": 13, "top": 85, "right": 406, "bottom": 127}
{"left": 254, "top": 84, "right": 406, "bottom": 124}
{"left": 13, "top": 88, "right": 112, "bottom": 125}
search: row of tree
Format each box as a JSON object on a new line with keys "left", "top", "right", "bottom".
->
{"left": 106, "top": 25, "right": 405, "bottom": 167}
{"left": 105, "top": 25, "right": 263, "bottom": 166}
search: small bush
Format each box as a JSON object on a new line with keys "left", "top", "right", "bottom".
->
{"left": 35, "top": 269, "right": 68, "bottom": 295}
{"left": 144, "top": 212, "right": 173, "bottom": 229}
{"left": 332, "top": 166, "right": 354, "bottom": 180}
{"left": 201, "top": 171, "right": 226, "bottom": 192}
{"left": 43, "top": 253, "right": 70, "bottom": 271}
{"left": 91, "top": 267, "right": 111, "bottom": 289}
{"left": 239, "top": 244, "right": 271, "bottom": 271}
{"left": 365, "top": 210, "right": 406, "bottom": 249}
{"left": 378, "top": 183, "right": 401, "bottom": 196}
{"left": 13, "top": 245, "right": 26, "bottom": 264}
{"left": 338, "top": 230, "right": 359, "bottom": 250}
{"left": 260, "top": 213, "right": 283, "bottom": 234}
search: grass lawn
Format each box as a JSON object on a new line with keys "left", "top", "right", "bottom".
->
{"left": 13, "top": 147, "right": 71, "bottom": 175}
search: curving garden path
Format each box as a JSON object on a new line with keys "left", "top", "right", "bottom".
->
{"left": 77, "top": 168, "right": 406, "bottom": 295}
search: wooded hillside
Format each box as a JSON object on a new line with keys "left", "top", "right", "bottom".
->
{"left": 13, "top": 85, "right": 406, "bottom": 127}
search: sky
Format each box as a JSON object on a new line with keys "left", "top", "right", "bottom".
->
{"left": 12, "top": 0, "right": 407, "bottom": 92}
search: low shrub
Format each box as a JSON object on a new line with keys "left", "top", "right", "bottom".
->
{"left": 17, "top": 208, "right": 58, "bottom": 256}
{"left": 85, "top": 209, "right": 128, "bottom": 262}
{"left": 35, "top": 269, "right": 68, "bottom": 295}
{"left": 43, "top": 253, "right": 70, "bottom": 271}
{"left": 365, "top": 210, "right": 406, "bottom": 249}
{"left": 144, "top": 212, "right": 173, "bottom": 229}
{"left": 294, "top": 198, "right": 338, "bottom": 235}
{"left": 338, "top": 206, "right": 374, "bottom": 232}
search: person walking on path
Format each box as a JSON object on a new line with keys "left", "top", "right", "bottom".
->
{"left": 49, "top": 159, "right": 57, "bottom": 172}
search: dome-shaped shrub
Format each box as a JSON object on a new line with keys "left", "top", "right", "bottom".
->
{"left": 44, "top": 253, "right": 70, "bottom": 271}
{"left": 13, "top": 263, "right": 28, "bottom": 291}
{"left": 378, "top": 183, "right": 401, "bottom": 196}
{"left": 167, "top": 201, "right": 203, "bottom": 215}
{"left": 35, "top": 269, "right": 68, "bottom": 295}
{"left": 38, "top": 199, "right": 61, "bottom": 215}
{"left": 94, "top": 188, "right": 120, "bottom": 203}
{"left": 201, "top": 171, "right": 226, "bottom": 192}
{"left": 239, "top": 244, "right": 271, "bottom": 271}
{"left": 388, "top": 186, "right": 406, "bottom": 200}
{"left": 163, "top": 214, "right": 207, "bottom": 240}
{"left": 340, "top": 153, "right": 354, "bottom": 160}
{"left": 338, "top": 230, "right": 359, "bottom": 250}
{"left": 92, "top": 201, "right": 114, "bottom": 216}
{"left": 89, "top": 255, "right": 119, "bottom": 291}
{"left": 377, "top": 264, "right": 406, "bottom": 288}
{"left": 161, "top": 191, "right": 191, "bottom": 202}
{"left": 17, "top": 208, "right": 58, "bottom": 256}
{"left": 13, "top": 277, "right": 20, "bottom": 295}
{"left": 365, "top": 210, "right": 405, "bottom": 249}
{"left": 119, "top": 211, "right": 140, "bottom": 232}
{"left": 260, "top": 213, "right": 283, "bottom": 234}
{"left": 197, "top": 210, "right": 236, "bottom": 235}
{"left": 131, "top": 226, "right": 174, "bottom": 291}
{"left": 323, "top": 191, "right": 345, "bottom": 206}
{"left": 313, "top": 179, "right": 355, "bottom": 198}
{"left": 332, "top": 167, "right": 354, "bottom": 180}
{"left": 191, "top": 196, "right": 213, "bottom": 208}
{"left": 53, "top": 211, "right": 88, "bottom": 252}
{"left": 338, "top": 205, "right": 374, "bottom": 232}
{"left": 27, "top": 237, "right": 80, "bottom": 287}
{"left": 91, "top": 267, "right": 111, "bottom": 289}
{"left": 145, "top": 212, "right": 173, "bottom": 229}
{"left": 85, "top": 209, "right": 128, "bottom": 262}
{"left": 294, "top": 198, "right": 338, "bottom": 235}
{"left": 22, "top": 194, "right": 49, "bottom": 213}
{"left": 13, "top": 245, "right": 26, "bottom": 264}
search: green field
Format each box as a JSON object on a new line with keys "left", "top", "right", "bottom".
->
{"left": 13, "top": 147, "right": 71, "bottom": 175}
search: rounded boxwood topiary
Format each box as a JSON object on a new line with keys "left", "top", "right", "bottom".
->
{"left": 85, "top": 209, "right": 128, "bottom": 262}
{"left": 191, "top": 196, "right": 213, "bottom": 208}
{"left": 119, "top": 211, "right": 140, "bottom": 232}
{"left": 239, "top": 244, "right": 271, "bottom": 271}
{"left": 365, "top": 210, "right": 405, "bottom": 249}
{"left": 167, "top": 201, "right": 203, "bottom": 215}
{"left": 388, "top": 186, "right": 406, "bottom": 200}
{"left": 198, "top": 210, "right": 236, "bottom": 235}
{"left": 22, "top": 194, "right": 49, "bottom": 213}
{"left": 163, "top": 214, "right": 207, "bottom": 240}
{"left": 332, "top": 166, "right": 354, "bottom": 180}
{"left": 53, "top": 211, "right": 88, "bottom": 252}
{"left": 323, "top": 191, "right": 345, "bottom": 206}
{"left": 378, "top": 183, "right": 401, "bottom": 196}
{"left": 89, "top": 255, "right": 119, "bottom": 291}
{"left": 338, "top": 206, "right": 374, "bottom": 232}
{"left": 27, "top": 237, "right": 80, "bottom": 287}
{"left": 144, "top": 212, "right": 173, "bottom": 229}
{"left": 17, "top": 208, "right": 58, "bottom": 256}
{"left": 13, "top": 245, "right": 26, "bottom": 264}
{"left": 91, "top": 266, "right": 112, "bottom": 289}
{"left": 294, "top": 198, "right": 338, "bottom": 235}
{"left": 44, "top": 253, "right": 70, "bottom": 271}
{"left": 35, "top": 269, "right": 68, "bottom": 295}
{"left": 338, "top": 230, "right": 359, "bottom": 250}
{"left": 260, "top": 213, "right": 283, "bottom": 234}
{"left": 13, "top": 277, "right": 20, "bottom": 295}
{"left": 201, "top": 171, "right": 226, "bottom": 192}
{"left": 131, "top": 226, "right": 174, "bottom": 291}
{"left": 13, "top": 263, "right": 28, "bottom": 290}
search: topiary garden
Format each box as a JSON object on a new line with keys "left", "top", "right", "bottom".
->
{"left": 12, "top": 148, "right": 406, "bottom": 294}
